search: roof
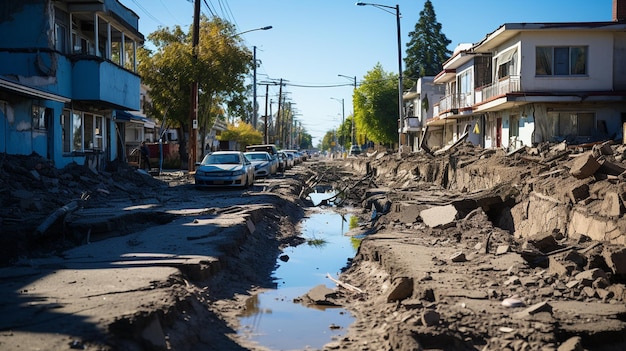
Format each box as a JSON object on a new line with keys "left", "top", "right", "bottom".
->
{"left": 0, "top": 76, "right": 70, "bottom": 103}
{"left": 474, "top": 21, "right": 626, "bottom": 51}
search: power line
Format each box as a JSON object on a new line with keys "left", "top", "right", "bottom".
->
{"left": 129, "top": 0, "right": 164, "bottom": 26}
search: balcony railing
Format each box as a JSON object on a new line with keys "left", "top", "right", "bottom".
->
{"left": 435, "top": 92, "right": 473, "bottom": 112}
{"left": 403, "top": 116, "right": 421, "bottom": 131}
{"left": 476, "top": 75, "right": 520, "bottom": 103}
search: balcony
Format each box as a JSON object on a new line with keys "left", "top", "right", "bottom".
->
{"left": 71, "top": 57, "right": 140, "bottom": 110}
{"left": 402, "top": 116, "right": 422, "bottom": 132}
{"left": 435, "top": 92, "right": 473, "bottom": 114}
{"left": 476, "top": 75, "right": 520, "bottom": 104}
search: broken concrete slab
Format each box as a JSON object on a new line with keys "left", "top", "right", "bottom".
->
{"left": 602, "top": 246, "right": 626, "bottom": 276}
{"left": 569, "top": 153, "right": 601, "bottom": 179}
{"left": 420, "top": 204, "right": 457, "bottom": 228}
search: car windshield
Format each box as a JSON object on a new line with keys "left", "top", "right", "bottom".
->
{"left": 245, "top": 153, "right": 268, "bottom": 161}
{"left": 203, "top": 153, "right": 241, "bottom": 165}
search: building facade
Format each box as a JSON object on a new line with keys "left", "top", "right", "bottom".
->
{"left": 428, "top": 1, "right": 626, "bottom": 152}
{"left": 0, "top": 0, "right": 143, "bottom": 169}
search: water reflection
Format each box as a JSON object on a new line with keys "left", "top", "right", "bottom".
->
{"left": 237, "top": 210, "right": 357, "bottom": 350}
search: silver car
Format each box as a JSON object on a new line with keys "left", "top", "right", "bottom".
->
{"left": 244, "top": 151, "right": 277, "bottom": 177}
{"left": 195, "top": 151, "right": 255, "bottom": 188}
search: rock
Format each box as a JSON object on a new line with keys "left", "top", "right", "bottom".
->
{"left": 305, "top": 285, "right": 341, "bottom": 306}
{"left": 598, "top": 159, "right": 626, "bottom": 176}
{"left": 524, "top": 300, "right": 553, "bottom": 315}
{"left": 569, "top": 153, "right": 601, "bottom": 179}
{"left": 575, "top": 268, "right": 608, "bottom": 286}
{"left": 495, "top": 245, "right": 510, "bottom": 255}
{"left": 450, "top": 251, "right": 467, "bottom": 262}
{"left": 564, "top": 251, "right": 587, "bottom": 269}
{"left": 502, "top": 297, "right": 525, "bottom": 308}
{"left": 602, "top": 246, "right": 626, "bottom": 276}
{"left": 567, "top": 182, "right": 590, "bottom": 203}
{"left": 525, "top": 232, "right": 560, "bottom": 253}
{"left": 600, "top": 192, "right": 624, "bottom": 217}
{"left": 557, "top": 336, "right": 584, "bottom": 351}
{"left": 504, "top": 276, "right": 521, "bottom": 286}
{"left": 386, "top": 277, "right": 414, "bottom": 302}
{"left": 548, "top": 257, "right": 576, "bottom": 277}
{"left": 420, "top": 309, "right": 440, "bottom": 326}
{"left": 420, "top": 204, "right": 458, "bottom": 228}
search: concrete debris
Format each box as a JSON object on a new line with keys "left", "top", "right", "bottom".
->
{"left": 420, "top": 204, "right": 457, "bottom": 228}
{"left": 337, "top": 140, "right": 626, "bottom": 350}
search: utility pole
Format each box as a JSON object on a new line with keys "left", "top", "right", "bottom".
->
{"left": 263, "top": 84, "right": 269, "bottom": 144}
{"left": 277, "top": 79, "right": 283, "bottom": 147}
{"left": 252, "top": 46, "right": 257, "bottom": 128}
{"left": 188, "top": 0, "right": 200, "bottom": 171}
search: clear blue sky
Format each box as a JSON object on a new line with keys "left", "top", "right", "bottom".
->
{"left": 122, "top": 0, "right": 613, "bottom": 146}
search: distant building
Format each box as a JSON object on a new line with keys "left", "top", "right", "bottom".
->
{"left": 427, "top": 0, "right": 626, "bottom": 151}
{"left": 0, "top": 0, "right": 144, "bottom": 169}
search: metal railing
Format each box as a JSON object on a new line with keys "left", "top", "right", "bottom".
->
{"left": 476, "top": 75, "right": 521, "bottom": 103}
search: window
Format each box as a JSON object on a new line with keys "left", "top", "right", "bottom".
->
{"left": 55, "top": 23, "right": 67, "bottom": 53}
{"left": 496, "top": 49, "right": 517, "bottom": 79}
{"left": 536, "top": 46, "right": 587, "bottom": 76}
{"left": 72, "top": 111, "right": 83, "bottom": 152}
{"left": 32, "top": 105, "right": 47, "bottom": 130}
{"left": 458, "top": 69, "right": 473, "bottom": 95}
{"left": 62, "top": 110, "right": 71, "bottom": 152}
{"left": 62, "top": 110, "right": 106, "bottom": 152}
{"left": 551, "top": 112, "right": 595, "bottom": 137}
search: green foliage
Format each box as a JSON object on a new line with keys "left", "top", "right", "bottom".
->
{"left": 404, "top": 0, "right": 452, "bottom": 79}
{"left": 137, "top": 17, "right": 253, "bottom": 159}
{"left": 321, "top": 130, "right": 337, "bottom": 152}
{"left": 219, "top": 122, "right": 263, "bottom": 150}
{"left": 299, "top": 132, "right": 313, "bottom": 150}
{"left": 353, "top": 63, "right": 399, "bottom": 145}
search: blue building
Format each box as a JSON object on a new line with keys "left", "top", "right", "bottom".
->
{"left": 0, "top": 0, "right": 143, "bottom": 169}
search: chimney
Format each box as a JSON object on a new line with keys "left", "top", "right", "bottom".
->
{"left": 613, "top": 0, "right": 626, "bottom": 22}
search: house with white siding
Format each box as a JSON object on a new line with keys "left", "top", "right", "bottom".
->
{"left": 428, "top": 0, "right": 626, "bottom": 152}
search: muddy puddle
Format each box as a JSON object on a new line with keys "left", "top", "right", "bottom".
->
{"left": 237, "top": 192, "right": 359, "bottom": 350}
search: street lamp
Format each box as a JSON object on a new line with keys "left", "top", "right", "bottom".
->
{"left": 338, "top": 74, "right": 357, "bottom": 145}
{"left": 230, "top": 25, "right": 273, "bottom": 130}
{"left": 330, "top": 97, "right": 345, "bottom": 153}
{"left": 356, "top": 2, "right": 403, "bottom": 155}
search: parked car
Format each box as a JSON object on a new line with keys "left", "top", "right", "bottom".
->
{"left": 277, "top": 151, "right": 288, "bottom": 172}
{"left": 283, "top": 150, "right": 302, "bottom": 164}
{"left": 194, "top": 151, "right": 255, "bottom": 188}
{"left": 349, "top": 145, "right": 361, "bottom": 156}
{"left": 279, "top": 151, "right": 294, "bottom": 170}
{"left": 245, "top": 144, "right": 279, "bottom": 172}
{"left": 244, "top": 151, "right": 277, "bottom": 177}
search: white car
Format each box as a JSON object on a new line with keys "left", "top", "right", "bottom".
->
{"left": 195, "top": 151, "right": 255, "bottom": 188}
{"left": 244, "top": 151, "right": 277, "bottom": 177}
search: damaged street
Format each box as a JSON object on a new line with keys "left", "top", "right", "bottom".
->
{"left": 1, "top": 140, "right": 626, "bottom": 351}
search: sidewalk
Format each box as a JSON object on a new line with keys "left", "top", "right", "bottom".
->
{"left": 0, "top": 175, "right": 300, "bottom": 350}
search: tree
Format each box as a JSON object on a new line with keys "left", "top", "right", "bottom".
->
{"left": 354, "top": 63, "right": 398, "bottom": 145}
{"left": 321, "top": 130, "right": 336, "bottom": 152}
{"left": 138, "top": 17, "right": 252, "bottom": 165}
{"left": 404, "top": 0, "right": 452, "bottom": 79}
{"left": 219, "top": 122, "right": 263, "bottom": 151}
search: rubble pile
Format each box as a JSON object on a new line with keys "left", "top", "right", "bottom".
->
{"left": 0, "top": 153, "right": 169, "bottom": 265}
{"left": 332, "top": 142, "right": 626, "bottom": 350}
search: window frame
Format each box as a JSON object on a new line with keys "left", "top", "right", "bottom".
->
{"left": 535, "top": 46, "right": 588, "bottom": 77}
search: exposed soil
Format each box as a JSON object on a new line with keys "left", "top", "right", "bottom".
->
{"left": 2, "top": 142, "right": 626, "bottom": 350}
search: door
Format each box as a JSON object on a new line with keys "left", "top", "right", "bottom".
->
{"left": 496, "top": 118, "right": 502, "bottom": 148}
